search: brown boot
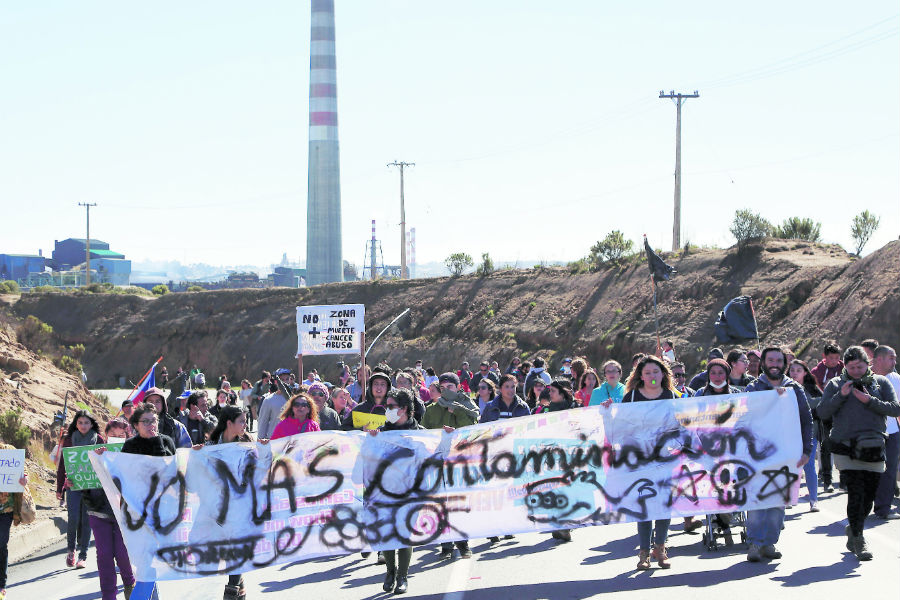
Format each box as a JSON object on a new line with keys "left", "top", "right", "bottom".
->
{"left": 637, "top": 550, "right": 651, "bottom": 570}
{"left": 651, "top": 543, "right": 671, "bottom": 569}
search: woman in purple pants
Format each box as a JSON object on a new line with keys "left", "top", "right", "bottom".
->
{"left": 89, "top": 419, "right": 136, "bottom": 599}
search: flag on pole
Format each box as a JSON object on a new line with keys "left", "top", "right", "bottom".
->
{"left": 714, "top": 296, "right": 759, "bottom": 343}
{"left": 644, "top": 236, "right": 676, "bottom": 281}
{"left": 127, "top": 360, "right": 160, "bottom": 404}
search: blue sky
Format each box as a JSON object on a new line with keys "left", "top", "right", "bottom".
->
{"left": 1, "top": 1, "right": 897, "bottom": 270}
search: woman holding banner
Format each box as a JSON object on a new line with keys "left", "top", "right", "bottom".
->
{"left": 624, "top": 356, "right": 676, "bottom": 570}
{"left": 55, "top": 410, "right": 101, "bottom": 569}
{"left": 203, "top": 405, "right": 263, "bottom": 599}
{"left": 86, "top": 422, "right": 136, "bottom": 600}
{"left": 271, "top": 393, "right": 321, "bottom": 439}
{"left": 368, "top": 388, "right": 423, "bottom": 595}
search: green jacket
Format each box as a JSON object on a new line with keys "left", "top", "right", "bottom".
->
{"left": 421, "top": 392, "right": 479, "bottom": 429}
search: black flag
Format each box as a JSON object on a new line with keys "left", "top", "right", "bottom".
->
{"left": 714, "top": 296, "right": 759, "bottom": 343}
{"left": 644, "top": 237, "right": 676, "bottom": 282}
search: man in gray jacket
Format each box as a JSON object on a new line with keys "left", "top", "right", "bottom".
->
{"left": 743, "top": 347, "right": 813, "bottom": 563}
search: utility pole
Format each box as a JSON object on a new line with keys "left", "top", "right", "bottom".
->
{"left": 659, "top": 90, "right": 699, "bottom": 252}
{"left": 387, "top": 161, "right": 414, "bottom": 279}
{"left": 78, "top": 202, "right": 97, "bottom": 285}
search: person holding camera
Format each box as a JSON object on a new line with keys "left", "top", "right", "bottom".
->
{"left": 817, "top": 345, "right": 900, "bottom": 561}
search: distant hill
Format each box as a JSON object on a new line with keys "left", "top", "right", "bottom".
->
{"left": 10, "top": 240, "right": 898, "bottom": 387}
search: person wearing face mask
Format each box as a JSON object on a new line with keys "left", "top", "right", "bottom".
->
{"left": 589, "top": 360, "right": 626, "bottom": 407}
{"left": 693, "top": 359, "right": 741, "bottom": 397}
{"left": 366, "top": 389, "right": 423, "bottom": 594}
{"left": 421, "top": 372, "right": 477, "bottom": 559}
{"left": 623, "top": 356, "right": 676, "bottom": 570}
{"left": 210, "top": 389, "right": 234, "bottom": 420}
{"left": 743, "top": 347, "right": 813, "bottom": 564}
{"left": 817, "top": 345, "right": 900, "bottom": 560}
{"left": 692, "top": 359, "right": 744, "bottom": 541}
{"left": 271, "top": 394, "right": 321, "bottom": 439}
{"left": 393, "top": 370, "right": 427, "bottom": 422}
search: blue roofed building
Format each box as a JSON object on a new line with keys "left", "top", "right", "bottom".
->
{"left": 0, "top": 254, "right": 46, "bottom": 281}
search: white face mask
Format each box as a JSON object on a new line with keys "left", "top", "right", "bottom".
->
{"left": 385, "top": 408, "right": 401, "bottom": 424}
{"left": 710, "top": 380, "right": 728, "bottom": 390}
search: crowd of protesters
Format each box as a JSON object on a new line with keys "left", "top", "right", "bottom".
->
{"left": 33, "top": 338, "right": 900, "bottom": 598}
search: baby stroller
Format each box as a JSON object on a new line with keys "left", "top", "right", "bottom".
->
{"left": 702, "top": 511, "right": 747, "bottom": 551}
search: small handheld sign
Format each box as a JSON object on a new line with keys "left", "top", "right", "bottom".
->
{"left": 296, "top": 304, "right": 365, "bottom": 356}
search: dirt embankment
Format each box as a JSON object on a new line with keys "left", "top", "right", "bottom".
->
{"left": 9, "top": 240, "right": 900, "bottom": 387}
{"left": 0, "top": 301, "right": 113, "bottom": 507}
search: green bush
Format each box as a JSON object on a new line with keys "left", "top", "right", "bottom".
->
{"left": 186, "top": 285, "right": 204, "bottom": 292}
{"left": 772, "top": 217, "right": 822, "bottom": 242}
{"left": 475, "top": 253, "right": 494, "bottom": 277}
{"left": 30, "top": 285, "right": 62, "bottom": 294}
{"left": 16, "top": 315, "right": 55, "bottom": 354}
{"left": 730, "top": 209, "right": 771, "bottom": 249}
{"left": 0, "top": 280, "right": 20, "bottom": 294}
{"left": 151, "top": 284, "right": 170, "bottom": 296}
{"left": 0, "top": 409, "right": 32, "bottom": 449}
{"left": 850, "top": 210, "right": 880, "bottom": 255}
{"left": 589, "top": 230, "right": 634, "bottom": 268}
{"left": 54, "top": 355, "right": 82, "bottom": 375}
{"left": 444, "top": 253, "right": 473, "bottom": 277}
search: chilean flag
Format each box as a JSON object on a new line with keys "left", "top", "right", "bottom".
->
{"left": 128, "top": 365, "right": 157, "bottom": 404}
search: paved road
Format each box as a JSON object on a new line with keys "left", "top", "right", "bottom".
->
{"left": 7, "top": 490, "right": 899, "bottom": 600}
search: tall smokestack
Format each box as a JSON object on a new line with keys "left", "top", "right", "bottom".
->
{"left": 306, "top": 0, "right": 342, "bottom": 285}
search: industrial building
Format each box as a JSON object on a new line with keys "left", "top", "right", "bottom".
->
{"left": 51, "top": 238, "right": 131, "bottom": 286}
{"left": 0, "top": 253, "right": 46, "bottom": 281}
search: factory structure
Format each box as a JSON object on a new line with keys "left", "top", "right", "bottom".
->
{"left": 0, "top": 238, "right": 131, "bottom": 288}
{"left": 305, "top": 0, "right": 343, "bottom": 285}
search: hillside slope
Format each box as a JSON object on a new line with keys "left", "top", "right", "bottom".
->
{"left": 11, "top": 240, "right": 899, "bottom": 386}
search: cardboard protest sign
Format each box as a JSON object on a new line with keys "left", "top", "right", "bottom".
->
{"left": 63, "top": 443, "right": 123, "bottom": 490}
{"left": 93, "top": 390, "right": 802, "bottom": 581}
{"left": 296, "top": 304, "right": 365, "bottom": 356}
{"left": 0, "top": 449, "right": 26, "bottom": 492}
{"left": 351, "top": 411, "right": 386, "bottom": 430}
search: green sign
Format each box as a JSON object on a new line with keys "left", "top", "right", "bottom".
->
{"left": 62, "top": 443, "right": 123, "bottom": 490}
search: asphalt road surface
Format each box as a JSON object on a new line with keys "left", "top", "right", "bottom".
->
{"left": 8, "top": 489, "right": 899, "bottom": 600}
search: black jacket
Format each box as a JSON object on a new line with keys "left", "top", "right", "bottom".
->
{"left": 122, "top": 434, "right": 176, "bottom": 457}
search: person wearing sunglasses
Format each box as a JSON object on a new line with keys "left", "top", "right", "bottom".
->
{"left": 367, "top": 388, "right": 423, "bottom": 594}
{"left": 670, "top": 362, "right": 694, "bottom": 398}
{"left": 270, "top": 394, "right": 321, "bottom": 440}
{"left": 308, "top": 382, "right": 342, "bottom": 430}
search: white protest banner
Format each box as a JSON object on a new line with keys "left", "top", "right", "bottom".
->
{"left": 0, "top": 449, "right": 26, "bottom": 492}
{"left": 296, "top": 304, "right": 365, "bottom": 356}
{"left": 92, "top": 390, "right": 802, "bottom": 582}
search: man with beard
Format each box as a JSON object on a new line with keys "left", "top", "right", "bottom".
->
{"left": 743, "top": 347, "right": 813, "bottom": 563}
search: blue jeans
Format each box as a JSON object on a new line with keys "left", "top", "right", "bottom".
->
{"left": 66, "top": 490, "right": 92, "bottom": 559}
{"left": 803, "top": 437, "right": 818, "bottom": 504}
{"left": 746, "top": 506, "right": 784, "bottom": 546}
{"left": 637, "top": 519, "right": 670, "bottom": 551}
{"left": 874, "top": 431, "right": 900, "bottom": 516}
